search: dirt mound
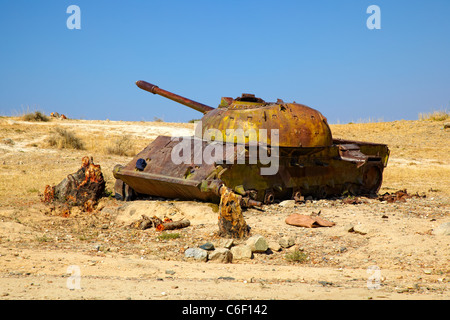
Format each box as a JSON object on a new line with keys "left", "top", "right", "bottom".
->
{"left": 113, "top": 200, "right": 218, "bottom": 226}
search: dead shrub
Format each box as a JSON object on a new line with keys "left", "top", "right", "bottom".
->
{"left": 106, "top": 135, "right": 134, "bottom": 156}
{"left": 22, "top": 111, "right": 50, "bottom": 122}
{"left": 47, "top": 127, "right": 85, "bottom": 150}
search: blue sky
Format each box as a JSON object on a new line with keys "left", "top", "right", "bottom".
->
{"left": 0, "top": 0, "right": 449, "bottom": 124}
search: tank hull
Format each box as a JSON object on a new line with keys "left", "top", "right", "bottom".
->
{"left": 113, "top": 135, "right": 389, "bottom": 204}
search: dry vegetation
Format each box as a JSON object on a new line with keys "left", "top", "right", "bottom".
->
{"left": 105, "top": 135, "right": 134, "bottom": 156}
{"left": 46, "top": 128, "right": 85, "bottom": 150}
{"left": 418, "top": 109, "right": 449, "bottom": 122}
{"left": 21, "top": 111, "right": 50, "bottom": 122}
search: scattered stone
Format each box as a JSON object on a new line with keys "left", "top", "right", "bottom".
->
{"left": 432, "top": 222, "right": 450, "bottom": 236}
{"left": 200, "top": 242, "right": 215, "bottom": 251}
{"left": 344, "top": 224, "right": 355, "bottom": 232}
{"left": 348, "top": 224, "right": 369, "bottom": 235}
{"left": 278, "top": 236, "right": 295, "bottom": 248}
{"left": 338, "top": 247, "right": 347, "bottom": 253}
{"left": 318, "top": 281, "right": 333, "bottom": 287}
{"left": 230, "top": 245, "right": 253, "bottom": 260}
{"left": 246, "top": 235, "right": 269, "bottom": 253}
{"left": 165, "top": 270, "right": 176, "bottom": 275}
{"left": 268, "top": 241, "right": 281, "bottom": 252}
{"left": 208, "top": 248, "right": 232, "bottom": 263}
{"left": 218, "top": 276, "right": 235, "bottom": 281}
{"left": 184, "top": 248, "right": 208, "bottom": 262}
{"left": 423, "top": 269, "right": 433, "bottom": 275}
{"left": 222, "top": 239, "right": 234, "bottom": 249}
{"left": 278, "top": 200, "right": 296, "bottom": 208}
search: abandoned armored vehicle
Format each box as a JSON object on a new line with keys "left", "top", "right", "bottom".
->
{"left": 113, "top": 80, "right": 389, "bottom": 207}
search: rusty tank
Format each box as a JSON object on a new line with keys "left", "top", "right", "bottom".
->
{"left": 113, "top": 80, "right": 389, "bottom": 206}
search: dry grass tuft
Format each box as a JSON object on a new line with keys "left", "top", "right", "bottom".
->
{"left": 418, "top": 109, "right": 449, "bottom": 121}
{"left": 22, "top": 111, "right": 50, "bottom": 122}
{"left": 106, "top": 135, "right": 135, "bottom": 156}
{"left": 46, "top": 127, "right": 85, "bottom": 150}
{"left": 285, "top": 250, "right": 308, "bottom": 263}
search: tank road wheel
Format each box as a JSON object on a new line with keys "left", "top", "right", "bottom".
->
{"left": 362, "top": 165, "right": 383, "bottom": 195}
{"left": 314, "top": 186, "right": 328, "bottom": 199}
{"left": 263, "top": 190, "right": 275, "bottom": 205}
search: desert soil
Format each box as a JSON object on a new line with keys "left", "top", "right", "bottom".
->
{"left": 0, "top": 116, "right": 448, "bottom": 300}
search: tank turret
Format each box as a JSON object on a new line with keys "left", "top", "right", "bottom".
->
{"left": 136, "top": 80, "right": 332, "bottom": 148}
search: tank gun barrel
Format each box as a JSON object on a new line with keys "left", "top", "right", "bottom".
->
{"left": 136, "top": 80, "right": 214, "bottom": 114}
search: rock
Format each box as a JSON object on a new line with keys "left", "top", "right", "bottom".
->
{"left": 222, "top": 239, "right": 234, "bottom": 249}
{"left": 246, "top": 235, "right": 269, "bottom": 253}
{"left": 268, "top": 241, "right": 281, "bottom": 252}
{"left": 278, "top": 200, "right": 295, "bottom": 208}
{"left": 344, "top": 224, "right": 355, "bottom": 232}
{"left": 184, "top": 248, "right": 208, "bottom": 262}
{"left": 208, "top": 248, "right": 232, "bottom": 263}
{"left": 423, "top": 269, "right": 433, "bottom": 275}
{"left": 278, "top": 236, "right": 295, "bottom": 248}
{"left": 230, "top": 245, "right": 253, "bottom": 260}
{"left": 165, "top": 270, "right": 176, "bottom": 275}
{"left": 348, "top": 224, "right": 369, "bottom": 235}
{"left": 218, "top": 276, "right": 235, "bottom": 281}
{"left": 432, "top": 222, "right": 450, "bottom": 236}
{"left": 200, "top": 242, "right": 215, "bottom": 251}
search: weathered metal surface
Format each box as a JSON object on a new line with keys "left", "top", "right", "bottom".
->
{"left": 136, "top": 80, "right": 214, "bottom": 114}
{"left": 113, "top": 81, "right": 390, "bottom": 205}
{"left": 200, "top": 99, "right": 332, "bottom": 148}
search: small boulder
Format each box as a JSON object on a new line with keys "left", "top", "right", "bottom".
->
{"left": 184, "top": 248, "right": 208, "bottom": 262}
{"left": 278, "top": 236, "right": 295, "bottom": 248}
{"left": 268, "top": 241, "right": 281, "bottom": 252}
{"left": 230, "top": 245, "right": 253, "bottom": 260}
{"left": 200, "top": 242, "right": 215, "bottom": 251}
{"left": 246, "top": 235, "right": 269, "bottom": 253}
{"left": 208, "top": 248, "right": 232, "bottom": 263}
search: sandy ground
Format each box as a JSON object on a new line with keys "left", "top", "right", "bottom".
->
{"left": 0, "top": 116, "right": 448, "bottom": 300}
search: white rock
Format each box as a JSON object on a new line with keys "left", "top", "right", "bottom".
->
{"left": 184, "top": 248, "right": 208, "bottom": 262}
{"left": 278, "top": 200, "right": 296, "bottom": 208}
